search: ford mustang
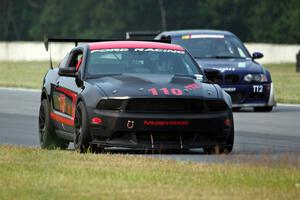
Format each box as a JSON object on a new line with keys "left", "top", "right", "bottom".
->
{"left": 39, "top": 39, "right": 234, "bottom": 153}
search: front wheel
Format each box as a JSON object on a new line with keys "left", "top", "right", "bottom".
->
{"left": 74, "top": 101, "right": 92, "bottom": 153}
{"left": 254, "top": 106, "right": 273, "bottom": 112}
{"left": 38, "top": 99, "right": 69, "bottom": 149}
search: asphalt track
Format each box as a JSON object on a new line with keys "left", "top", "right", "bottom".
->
{"left": 0, "top": 88, "right": 299, "bottom": 162}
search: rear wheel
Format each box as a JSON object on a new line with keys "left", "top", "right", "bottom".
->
{"left": 38, "top": 99, "right": 69, "bottom": 149}
{"left": 74, "top": 101, "right": 92, "bottom": 153}
{"left": 254, "top": 106, "right": 273, "bottom": 112}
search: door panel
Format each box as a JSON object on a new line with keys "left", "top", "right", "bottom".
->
{"left": 50, "top": 77, "right": 79, "bottom": 131}
{"left": 49, "top": 48, "right": 84, "bottom": 131}
{"left": 52, "top": 85, "right": 77, "bottom": 117}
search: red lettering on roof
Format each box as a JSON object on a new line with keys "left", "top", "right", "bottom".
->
{"left": 89, "top": 41, "right": 184, "bottom": 51}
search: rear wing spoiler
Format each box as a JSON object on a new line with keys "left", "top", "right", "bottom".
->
{"left": 43, "top": 33, "right": 171, "bottom": 69}
{"left": 125, "top": 31, "right": 161, "bottom": 39}
{"left": 43, "top": 35, "right": 112, "bottom": 69}
{"left": 44, "top": 35, "right": 110, "bottom": 51}
{"left": 44, "top": 32, "right": 170, "bottom": 51}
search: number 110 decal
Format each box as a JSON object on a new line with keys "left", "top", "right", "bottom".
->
{"left": 148, "top": 88, "right": 183, "bottom": 96}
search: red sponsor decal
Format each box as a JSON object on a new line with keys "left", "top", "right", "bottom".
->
{"left": 55, "top": 87, "right": 77, "bottom": 118}
{"left": 144, "top": 120, "right": 189, "bottom": 126}
{"left": 67, "top": 105, "right": 71, "bottom": 114}
{"left": 58, "top": 94, "right": 66, "bottom": 113}
{"left": 184, "top": 83, "right": 200, "bottom": 91}
{"left": 51, "top": 86, "right": 78, "bottom": 126}
{"left": 89, "top": 41, "right": 184, "bottom": 51}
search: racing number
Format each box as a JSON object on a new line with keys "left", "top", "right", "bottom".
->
{"left": 148, "top": 88, "right": 183, "bottom": 96}
{"left": 253, "top": 85, "right": 263, "bottom": 93}
{"left": 170, "top": 88, "right": 183, "bottom": 95}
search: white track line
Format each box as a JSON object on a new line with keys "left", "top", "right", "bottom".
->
{"left": 0, "top": 87, "right": 40, "bottom": 92}
{"left": 277, "top": 103, "right": 300, "bottom": 107}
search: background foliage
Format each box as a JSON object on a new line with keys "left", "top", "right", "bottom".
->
{"left": 1, "top": 0, "right": 299, "bottom": 43}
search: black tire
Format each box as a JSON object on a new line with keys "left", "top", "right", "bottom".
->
{"left": 254, "top": 106, "right": 273, "bottom": 112}
{"left": 38, "top": 99, "right": 69, "bottom": 149}
{"left": 223, "top": 125, "right": 234, "bottom": 153}
{"left": 203, "top": 121, "right": 234, "bottom": 154}
{"left": 74, "top": 101, "right": 92, "bottom": 153}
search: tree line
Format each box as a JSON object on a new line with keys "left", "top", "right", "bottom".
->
{"left": 1, "top": 0, "right": 299, "bottom": 43}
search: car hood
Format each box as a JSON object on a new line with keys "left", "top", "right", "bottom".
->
{"left": 89, "top": 73, "right": 219, "bottom": 99}
{"left": 196, "top": 58, "right": 264, "bottom": 74}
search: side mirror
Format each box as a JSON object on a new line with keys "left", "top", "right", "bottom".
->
{"left": 204, "top": 68, "right": 221, "bottom": 84}
{"left": 58, "top": 67, "right": 77, "bottom": 77}
{"left": 252, "top": 52, "right": 264, "bottom": 59}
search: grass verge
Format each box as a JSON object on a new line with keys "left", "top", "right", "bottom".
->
{"left": 0, "top": 62, "right": 299, "bottom": 103}
{"left": 265, "top": 63, "right": 300, "bottom": 104}
{"left": 0, "top": 62, "right": 50, "bottom": 89}
{"left": 0, "top": 145, "right": 299, "bottom": 200}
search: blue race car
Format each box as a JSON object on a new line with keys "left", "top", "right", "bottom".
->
{"left": 127, "top": 30, "right": 276, "bottom": 112}
{"left": 154, "top": 30, "right": 276, "bottom": 112}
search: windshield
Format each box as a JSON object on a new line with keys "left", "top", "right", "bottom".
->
{"left": 172, "top": 34, "right": 251, "bottom": 59}
{"left": 86, "top": 48, "right": 201, "bottom": 77}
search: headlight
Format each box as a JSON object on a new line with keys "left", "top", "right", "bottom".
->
{"left": 97, "top": 99, "right": 124, "bottom": 110}
{"left": 244, "top": 74, "right": 268, "bottom": 82}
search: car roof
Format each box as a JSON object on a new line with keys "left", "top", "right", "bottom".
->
{"left": 88, "top": 41, "right": 184, "bottom": 51}
{"left": 158, "top": 29, "right": 234, "bottom": 37}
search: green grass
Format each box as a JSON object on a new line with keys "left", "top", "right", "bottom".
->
{"left": 265, "top": 63, "right": 300, "bottom": 104}
{"left": 0, "top": 62, "right": 299, "bottom": 103}
{"left": 0, "top": 62, "right": 50, "bottom": 89}
{"left": 0, "top": 145, "right": 299, "bottom": 200}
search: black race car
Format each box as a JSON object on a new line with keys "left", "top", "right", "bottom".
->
{"left": 39, "top": 39, "right": 234, "bottom": 153}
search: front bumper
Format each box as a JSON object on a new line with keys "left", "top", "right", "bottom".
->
{"left": 222, "top": 82, "right": 276, "bottom": 108}
{"left": 88, "top": 109, "right": 233, "bottom": 150}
